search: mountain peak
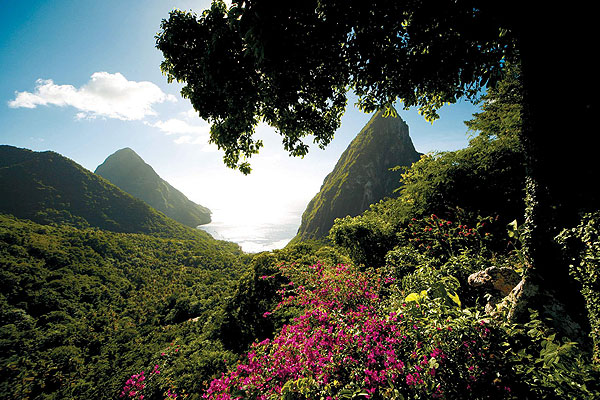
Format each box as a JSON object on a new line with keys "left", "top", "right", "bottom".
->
{"left": 292, "top": 111, "right": 421, "bottom": 242}
{"left": 367, "top": 108, "right": 408, "bottom": 134}
{"left": 99, "top": 147, "right": 147, "bottom": 168}
{"left": 95, "top": 149, "right": 211, "bottom": 227}
{"left": 111, "top": 147, "right": 139, "bottom": 157}
{"left": 0, "top": 145, "right": 192, "bottom": 236}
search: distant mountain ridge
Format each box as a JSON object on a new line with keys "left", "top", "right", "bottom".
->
{"left": 0, "top": 145, "right": 199, "bottom": 238}
{"left": 293, "top": 110, "right": 421, "bottom": 242}
{"left": 95, "top": 148, "right": 211, "bottom": 228}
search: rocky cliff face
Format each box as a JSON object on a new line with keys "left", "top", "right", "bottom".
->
{"left": 294, "top": 110, "right": 421, "bottom": 241}
{"left": 95, "top": 148, "right": 211, "bottom": 227}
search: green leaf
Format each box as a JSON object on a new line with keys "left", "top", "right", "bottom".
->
{"left": 507, "top": 219, "right": 518, "bottom": 238}
{"left": 405, "top": 292, "right": 421, "bottom": 302}
{"left": 447, "top": 291, "right": 461, "bottom": 308}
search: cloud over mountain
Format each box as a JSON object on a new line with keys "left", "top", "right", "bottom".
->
{"left": 9, "top": 72, "right": 176, "bottom": 120}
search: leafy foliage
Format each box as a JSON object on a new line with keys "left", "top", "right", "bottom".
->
{"left": 556, "top": 212, "right": 600, "bottom": 363}
{"left": 156, "top": 1, "right": 518, "bottom": 172}
{"left": 0, "top": 214, "right": 246, "bottom": 400}
{"left": 219, "top": 242, "right": 350, "bottom": 354}
{"left": 181, "top": 205, "right": 599, "bottom": 400}
{"left": 218, "top": 253, "right": 288, "bottom": 353}
{"left": 200, "top": 258, "right": 600, "bottom": 399}
{"left": 499, "top": 309, "right": 600, "bottom": 399}
{"left": 329, "top": 212, "right": 397, "bottom": 268}
{"left": 393, "top": 65, "right": 525, "bottom": 227}
{"left": 398, "top": 132, "right": 525, "bottom": 226}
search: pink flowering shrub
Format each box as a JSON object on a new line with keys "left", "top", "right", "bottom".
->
{"left": 120, "top": 341, "right": 186, "bottom": 400}
{"left": 121, "top": 370, "right": 149, "bottom": 400}
{"left": 204, "top": 263, "right": 514, "bottom": 399}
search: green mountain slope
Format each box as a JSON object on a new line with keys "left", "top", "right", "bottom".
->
{"left": 95, "top": 148, "right": 211, "bottom": 228}
{"left": 0, "top": 145, "right": 200, "bottom": 238}
{"left": 293, "top": 110, "right": 421, "bottom": 242}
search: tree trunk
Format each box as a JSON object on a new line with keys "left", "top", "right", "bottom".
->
{"left": 506, "top": 6, "right": 597, "bottom": 338}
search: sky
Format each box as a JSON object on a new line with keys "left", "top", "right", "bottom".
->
{"left": 0, "top": 0, "right": 481, "bottom": 251}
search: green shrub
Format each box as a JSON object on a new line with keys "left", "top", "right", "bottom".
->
{"left": 329, "top": 214, "right": 396, "bottom": 267}
{"left": 499, "top": 309, "right": 600, "bottom": 399}
{"left": 396, "top": 215, "right": 497, "bottom": 261}
{"left": 385, "top": 245, "right": 429, "bottom": 277}
{"left": 556, "top": 212, "right": 600, "bottom": 363}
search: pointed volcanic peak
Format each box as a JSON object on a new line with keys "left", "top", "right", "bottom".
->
{"left": 95, "top": 148, "right": 211, "bottom": 228}
{"left": 293, "top": 109, "right": 422, "bottom": 242}
{"left": 0, "top": 145, "right": 197, "bottom": 238}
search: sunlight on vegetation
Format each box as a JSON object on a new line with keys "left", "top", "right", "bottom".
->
{"left": 1, "top": 1, "right": 598, "bottom": 399}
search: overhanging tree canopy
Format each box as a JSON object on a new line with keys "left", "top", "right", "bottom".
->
{"left": 156, "top": 0, "right": 598, "bottom": 325}
{"left": 156, "top": 0, "right": 517, "bottom": 173}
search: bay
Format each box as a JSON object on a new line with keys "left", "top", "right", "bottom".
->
{"left": 199, "top": 207, "right": 300, "bottom": 253}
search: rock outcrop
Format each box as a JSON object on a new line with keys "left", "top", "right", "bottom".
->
{"left": 468, "top": 266, "right": 521, "bottom": 313}
{"left": 468, "top": 266, "right": 521, "bottom": 296}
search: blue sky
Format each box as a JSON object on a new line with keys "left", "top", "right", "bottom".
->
{"left": 0, "top": 0, "right": 481, "bottom": 246}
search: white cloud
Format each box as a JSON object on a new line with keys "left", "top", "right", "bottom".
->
{"left": 172, "top": 134, "right": 218, "bottom": 152}
{"left": 9, "top": 72, "right": 176, "bottom": 121}
{"left": 146, "top": 116, "right": 216, "bottom": 151}
{"left": 182, "top": 108, "right": 199, "bottom": 120}
{"left": 75, "top": 112, "right": 96, "bottom": 120}
{"left": 150, "top": 118, "right": 209, "bottom": 136}
{"left": 174, "top": 135, "right": 199, "bottom": 144}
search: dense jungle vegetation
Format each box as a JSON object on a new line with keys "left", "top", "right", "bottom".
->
{"left": 2, "top": 61, "right": 599, "bottom": 399}
{"left": 0, "top": 214, "right": 247, "bottom": 399}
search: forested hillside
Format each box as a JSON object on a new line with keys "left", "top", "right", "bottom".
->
{"left": 1, "top": 0, "right": 598, "bottom": 398}
{"left": 0, "top": 214, "right": 246, "bottom": 399}
{"left": 95, "top": 148, "right": 211, "bottom": 228}
{"left": 0, "top": 146, "right": 199, "bottom": 238}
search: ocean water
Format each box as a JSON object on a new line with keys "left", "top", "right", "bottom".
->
{"left": 199, "top": 208, "right": 301, "bottom": 253}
